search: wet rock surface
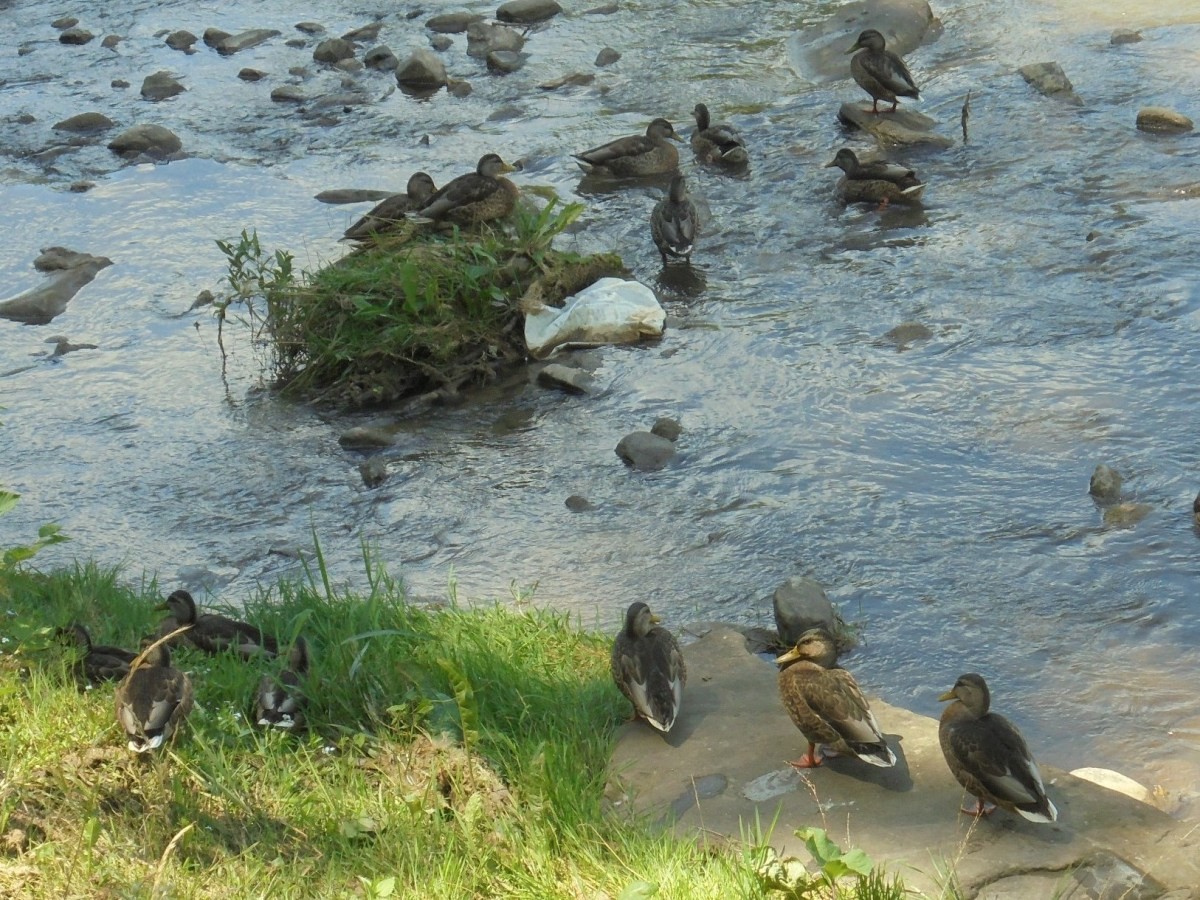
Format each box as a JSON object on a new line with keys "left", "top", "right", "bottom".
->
{"left": 1018, "top": 61, "right": 1083, "bottom": 104}
{"left": 1136, "top": 106, "right": 1194, "bottom": 134}
{"left": 0, "top": 248, "right": 113, "bottom": 326}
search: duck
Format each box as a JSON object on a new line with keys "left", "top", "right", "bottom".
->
{"left": 573, "top": 118, "right": 682, "bottom": 177}
{"left": 776, "top": 628, "right": 896, "bottom": 769}
{"left": 115, "top": 642, "right": 194, "bottom": 753}
{"left": 254, "top": 636, "right": 310, "bottom": 731}
{"left": 341, "top": 172, "right": 437, "bottom": 242}
{"left": 825, "top": 148, "right": 925, "bottom": 205}
{"left": 413, "top": 154, "right": 519, "bottom": 226}
{"left": 157, "top": 589, "right": 279, "bottom": 659}
{"left": 650, "top": 174, "right": 699, "bottom": 266}
{"left": 847, "top": 29, "right": 920, "bottom": 114}
{"left": 1192, "top": 491, "right": 1200, "bottom": 526}
{"left": 937, "top": 673, "right": 1058, "bottom": 823}
{"left": 691, "top": 103, "right": 749, "bottom": 166}
{"left": 611, "top": 601, "right": 686, "bottom": 734}
{"left": 56, "top": 624, "right": 137, "bottom": 684}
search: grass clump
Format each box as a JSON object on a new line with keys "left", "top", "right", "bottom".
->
{"left": 216, "top": 201, "right": 624, "bottom": 408}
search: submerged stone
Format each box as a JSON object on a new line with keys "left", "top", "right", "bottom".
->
{"left": 1089, "top": 463, "right": 1122, "bottom": 502}
{"left": 616, "top": 431, "right": 676, "bottom": 471}
{"left": 1136, "top": 106, "right": 1194, "bottom": 134}
{"left": 1018, "top": 61, "right": 1083, "bottom": 105}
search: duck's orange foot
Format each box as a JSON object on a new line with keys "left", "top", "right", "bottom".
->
{"left": 960, "top": 798, "right": 997, "bottom": 817}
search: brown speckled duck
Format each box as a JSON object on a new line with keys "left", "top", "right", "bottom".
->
{"left": 691, "top": 103, "right": 749, "bottom": 166}
{"left": 825, "top": 148, "right": 925, "bottom": 205}
{"left": 574, "top": 118, "right": 682, "bottom": 177}
{"left": 847, "top": 29, "right": 920, "bottom": 114}
{"left": 414, "top": 154, "right": 519, "bottom": 226}
{"left": 650, "top": 174, "right": 699, "bottom": 266}
{"left": 254, "top": 636, "right": 310, "bottom": 731}
{"left": 776, "top": 628, "right": 896, "bottom": 769}
{"left": 115, "top": 642, "right": 194, "bottom": 753}
{"left": 157, "top": 589, "right": 279, "bottom": 659}
{"left": 57, "top": 624, "right": 137, "bottom": 685}
{"left": 611, "top": 601, "right": 686, "bottom": 733}
{"left": 938, "top": 673, "right": 1058, "bottom": 822}
{"left": 341, "top": 172, "right": 437, "bottom": 242}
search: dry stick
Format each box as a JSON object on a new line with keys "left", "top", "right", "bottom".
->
{"left": 961, "top": 91, "right": 972, "bottom": 144}
{"left": 151, "top": 822, "right": 195, "bottom": 895}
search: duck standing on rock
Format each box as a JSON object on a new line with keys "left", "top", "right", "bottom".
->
{"left": 938, "top": 673, "right": 1058, "bottom": 823}
{"left": 650, "top": 174, "right": 699, "bottom": 266}
{"left": 573, "top": 118, "right": 682, "bottom": 177}
{"left": 341, "top": 172, "right": 437, "bottom": 242}
{"left": 611, "top": 601, "right": 686, "bottom": 734}
{"left": 691, "top": 103, "right": 749, "bottom": 167}
{"left": 414, "top": 154, "right": 519, "bottom": 226}
{"left": 776, "top": 628, "right": 896, "bottom": 769}
{"left": 254, "top": 636, "right": 310, "bottom": 731}
{"left": 57, "top": 624, "right": 137, "bottom": 685}
{"left": 115, "top": 642, "right": 194, "bottom": 753}
{"left": 825, "top": 148, "right": 924, "bottom": 205}
{"left": 847, "top": 28, "right": 920, "bottom": 114}
{"left": 157, "top": 589, "right": 279, "bottom": 659}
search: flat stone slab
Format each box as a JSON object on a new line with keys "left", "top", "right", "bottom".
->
{"left": 838, "top": 102, "right": 954, "bottom": 148}
{"left": 608, "top": 626, "right": 1200, "bottom": 898}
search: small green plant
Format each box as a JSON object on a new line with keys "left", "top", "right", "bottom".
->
{"left": 213, "top": 229, "right": 297, "bottom": 371}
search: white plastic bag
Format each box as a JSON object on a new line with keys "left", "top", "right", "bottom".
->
{"left": 523, "top": 277, "right": 665, "bottom": 359}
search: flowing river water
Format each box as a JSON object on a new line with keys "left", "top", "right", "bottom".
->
{"left": 2, "top": 0, "right": 1199, "bottom": 818}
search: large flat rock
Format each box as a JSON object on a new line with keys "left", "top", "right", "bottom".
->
{"left": 607, "top": 626, "right": 1200, "bottom": 898}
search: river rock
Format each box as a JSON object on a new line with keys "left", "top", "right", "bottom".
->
{"left": 48, "top": 336, "right": 98, "bottom": 356}
{"left": 1089, "top": 463, "right": 1122, "bottom": 502}
{"left": 771, "top": 577, "right": 848, "bottom": 649}
{"left": 165, "top": 30, "right": 198, "bottom": 51}
{"left": 203, "top": 28, "right": 231, "bottom": 48}
{"left": 537, "top": 363, "right": 594, "bottom": 394}
{"left": 52, "top": 16, "right": 78, "bottom": 29}
{"left": 216, "top": 29, "right": 282, "bottom": 55}
{"left": 447, "top": 79, "right": 473, "bottom": 98}
{"left": 296, "top": 22, "right": 325, "bottom": 35}
{"left": 430, "top": 35, "right": 453, "bottom": 52}
{"left": 343, "top": 22, "right": 383, "bottom": 43}
{"left": 111, "top": 79, "right": 129, "bottom": 89}
{"left": 339, "top": 426, "right": 396, "bottom": 450}
{"left": 594, "top": 47, "right": 621, "bottom": 67}
{"left": 314, "top": 188, "right": 393, "bottom": 204}
{"left": 426, "top": 12, "right": 483, "bottom": 33}
{"left": 882, "top": 321, "right": 933, "bottom": 348}
{"left": 496, "top": 0, "right": 563, "bottom": 24}
{"left": 836, "top": 102, "right": 952, "bottom": 148}
{"left": 1018, "top": 61, "right": 1083, "bottom": 105}
{"left": 59, "top": 27, "right": 93, "bottom": 45}
{"left": 314, "top": 37, "right": 355, "bottom": 64}
{"left": 565, "top": 495, "right": 595, "bottom": 512}
{"left": 101, "top": 35, "right": 122, "bottom": 49}
{"left": 467, "top": 22, "right": 525, "bottom": 58}
{"left": 650, "top": 417, "right": 682, "bottom": 441}
{"left": 238, "top": 68, "right": 267, "bottom": 82}
{"left": 487, "top": 50, "right": 527, "bottom": 74}
{"left": 359, "top": 457, "right": 389, "bottom": 488}
{"left": 788, "top": 0, "right": 933, "bottom": 83}
{"left": 1104, "top": 501, "right": 1152, "bottom": 529}
{"left": 0, "top": 248, "right": 113, "bottom": 326}
{"left": 539, "top": 71, "right": 595, "bottom": 90}
{"left": 141, "top": 71, "right": 185, "bottom": 101}
{"left": 68, "top": 181, "right": 94, "bottom": 193}
{"left": 396, "top": 49, "right": 447, "bottom": 90}
{"left": 107, "top": 124, "right": 182, "bottom": 158}
{"left": 616, "top": 431, "right": 676, "bottom": 471}
{"left": 1110, "top": 28, "right": 1142, "bottom": 45}
{"left": 52, "top": 112, "right": 114, "bottom": 134}
{"left": 270, "top": 86, "right": 306, "bottom": 103}
{"left": 364, "top": 45, "right": 398, "bottom": 70}
{"left": 1136, "top": 106, "right": 1194, "bottom": 134}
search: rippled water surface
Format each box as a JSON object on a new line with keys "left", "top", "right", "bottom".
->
{"left": 2, "top": 0, "right": 1199, "bottom": 816}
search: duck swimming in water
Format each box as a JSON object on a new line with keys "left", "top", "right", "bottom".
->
{"left": 825, "top": 147, "right": 925, "bottom": 205}
{"left": 650, "top": 174, "right": 699, "bottom": 266}
{"left": 574, "top": 118, "right": 682, "bottom": 177}
{"left": 690, "top": 103, "right": 749, "bottom": 167}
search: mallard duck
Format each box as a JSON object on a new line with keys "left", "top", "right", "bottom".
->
{"left": 938, "top": 673, "right": 1058, "bottom": 822}
{"left": 573, "top": 118, "right": 682, "bottom": 177}
{"left": 691, "top": 103, "right": 748, "bottom": 166}
{"left": 414, "top": 154, "right": 519, "bottom": 226}
{"left": 650, "top": 174, "right": 699, "bottom": 266}
{"left": 847, "top": 29, "right": 920, "bottom": 114}
{"left": 254, "top": 636, "right": 310, "bottom": 730}
{"left": 611, "top": 601, "right": 686, "bottom": 733}
{"left": 341, "top": 172, "right": 437, "bottom": 241}
{"left": 56, "top": 624, "right": 137, "bottom": 684}
{"left": 157, "top": 589, "right": 279, "bottom": 659}
{"left": 776, "top": 628, "right": 896, "bottom": 769}
{"left": 825, "top": 148, "right": 925, "bottom": 205}
{"left": 115, "top": 642, "right": 194, "bottom": 753}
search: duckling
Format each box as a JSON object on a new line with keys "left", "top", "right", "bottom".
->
{"left": 157, "top": 589, "right": 279, "bottom": 659}
{"left": 56, "top": 624, "right": 137, "bottom": 684}
{"left": 825, "top": 147, "right": 925, "bottom": 205}
{"left": 115, "top": 642, "right": 194, "bottom": 753}
{"left": 691, "top": 103, "right": 749, "bottom": 166}
{"left": 254, "top": 636, "right": 310, "bottom": 731}
{"left": 341, "top": 172, "right": 437, "bottom": 242}
{"left": 611, "top": 601, "right": 686, "bottom": 733}
{"left": 776, "top": 628, "right": 896, "bottom": 769}
{"left": 414, "top": 154, "right": 519, "bottom": 226}
{"left": 847, "top": 29, "right": 920, "bottom": 114}
{"left": 574, "top": 118, "right": 682, "bottom": 177}
{"left": 938, "top": 673, "right": 1058, "bottom": 822}
{"left": 650, "top": 174, "right": 699, "bottom": 266}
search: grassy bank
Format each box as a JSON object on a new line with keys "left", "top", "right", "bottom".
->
{"left": 0, "top": 555, "right": 910, "bottom": 899}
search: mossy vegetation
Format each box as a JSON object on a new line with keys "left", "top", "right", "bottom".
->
{"left": 216, "top": 200, "right": 624, "bottom": 408}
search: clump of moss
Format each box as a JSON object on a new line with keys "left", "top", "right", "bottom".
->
{"left": 217, "top": 200, "right": 624, "bottom": 408}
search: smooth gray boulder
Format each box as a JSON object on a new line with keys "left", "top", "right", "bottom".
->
{"left": 1089, "top": 464, "right": 1123, "bottom": 502}
{"left": 52, "top": 113, "right": 114, "bottom": 134}
{"left": 1018, "top": 61, "right": 1083, "bottom": 105}
{"left": 364, "top": 45, "right": 398, "bottom": 71}
{"left": 467, "top": 22, "right": 525, "bottom": 58}
{"left": 787, "top": 0, "right": 933, "bottom": 83}
{"left": 59, "top": 27, "right": 94, "bottom": 45}
{"left": 313, "top": 37, "right": 355, "bottom": 64}
{"left": 771, "top": 577, "right": 847, "bottom": 649}
{"left": 203, "top": 28, "right": 231, "bottom": 48}
{"left": 837, "top": 102, "right": 952, "bottom": 148}
{"left": 616, "top": 431, "right": 676, "bottom": 471}
{"left": 1136, "top": 106, "right": 1194, "bottom": 134}
{"left": 396, "top": 49, "right": 447, "bottom": 90}
{"left": 107, "top": 124, "right": 182, "bottom": 158}
{"left": 650, "top": 417, "right": 682, "bottom": 442}
{"left": 141, "top": 71, "right": 186, "bottom": 101}
{"left": 165, "top": 30, "right": 198, "bottom": 51}
{"left": 595, "top": 47, "right": 620, "bottom": 67}
{"left": 216, "top": 29, "right": 281, "bottom": 55}
{"left": 0, "top": 248, "right": 113, "bottom": 326}
{"left": 426, "top": 12, "right": 483, "bottom": 33}
{"left": 496, "top": 0, "right": 563, "bottom": 24}
{"left": 487, "top": 50, "right": 527, "bottom": 74}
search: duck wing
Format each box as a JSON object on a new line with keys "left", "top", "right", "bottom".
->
{"left": 573, "top": 135, "right": 655, "bottom": 169}
{"left": 417, "top": 174, "right": 498, "bottom": 220}
{"left": 878, "top": 51, "right": 920, "bottom": 97}
{"left": 84, "top": 646, "right": 137, "bottom": 683}
{"left": 612, "top": 628, "right": 685, "bottom": 732}
{"left": 192, "top": 614, "right": 279, "bottom": 658}
{"left": 784, "top": 666, "right": 896, "bottom": 767}
{"left": 342, "top": 194, "right": 417, "bottom": 241}
{"left": 255, "top": 670, "right": 306, "bottom": 729}
{"left": 944, "top": 712, "right": 1057, "bottom": 821}
{"left": 653, "top": 198, "right": 697, "bottom": 256}
{"left": 117, "top": 667, "right": 194, "bottom": 752}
